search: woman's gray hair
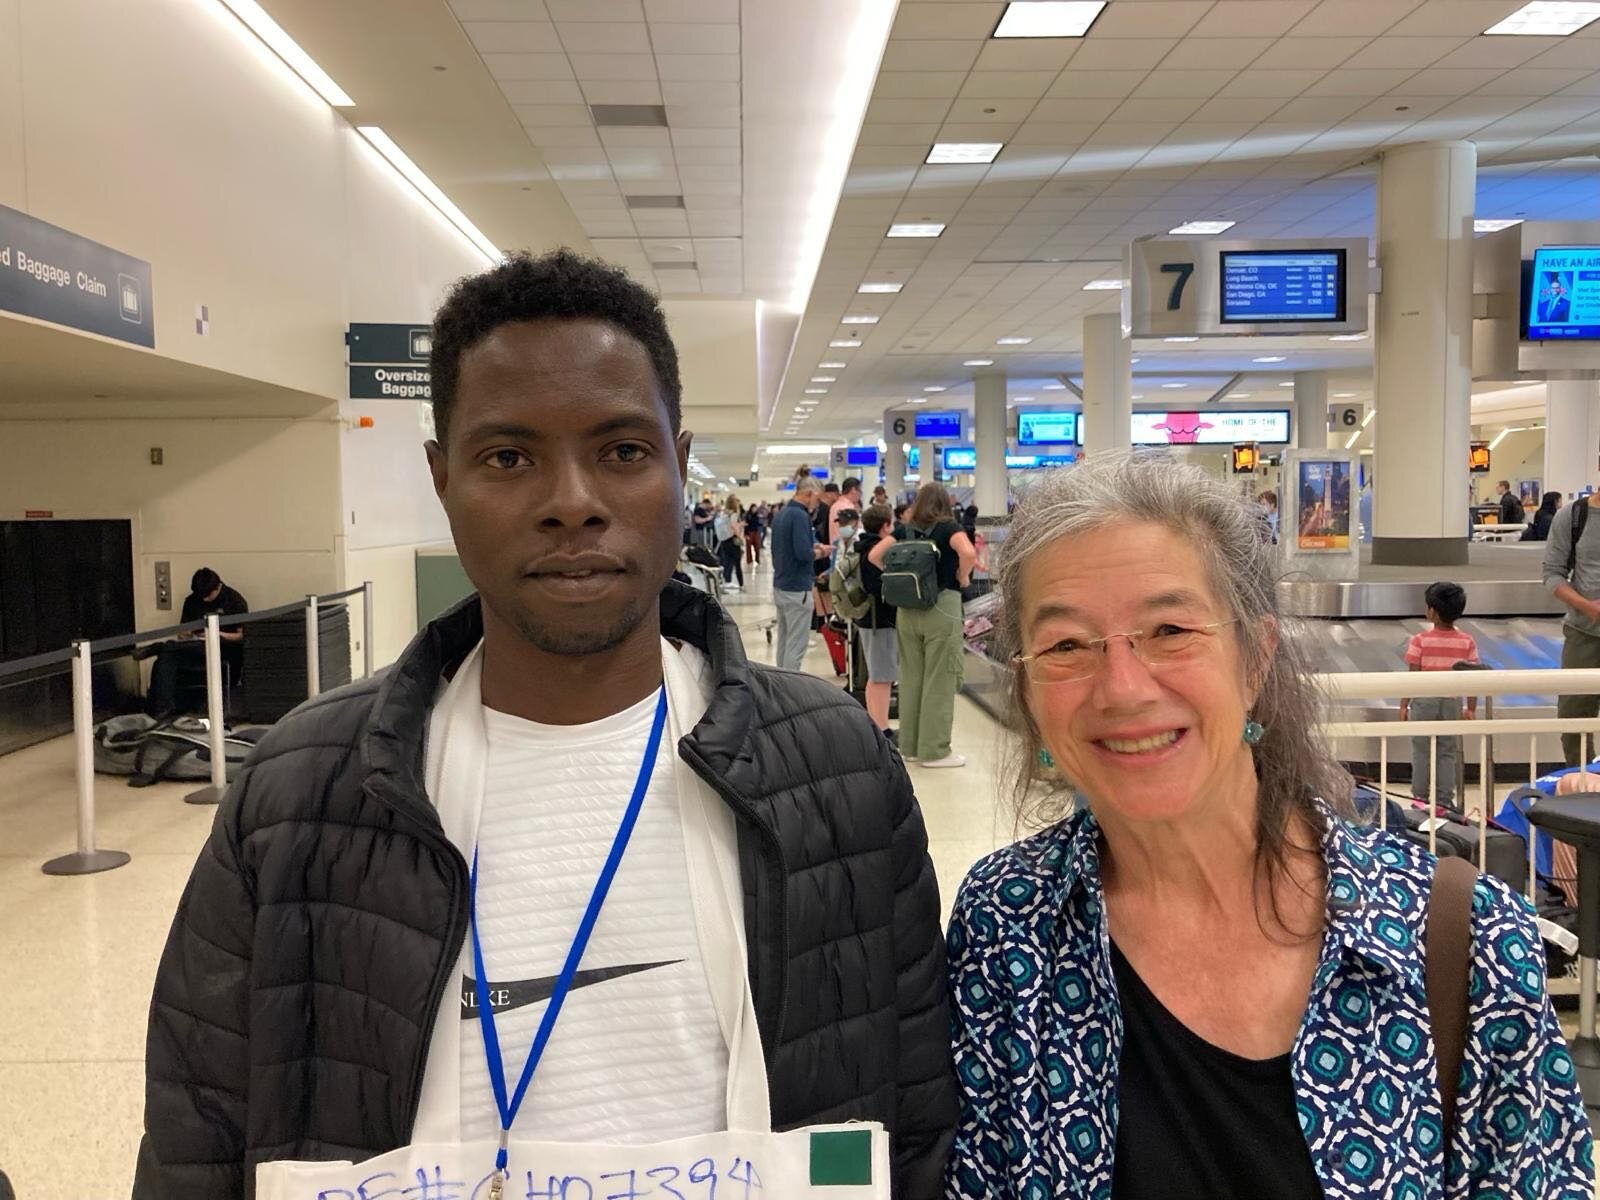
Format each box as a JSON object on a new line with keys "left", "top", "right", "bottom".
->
{"left": 993, "top": 452, "right": 1349, "bottom": 902}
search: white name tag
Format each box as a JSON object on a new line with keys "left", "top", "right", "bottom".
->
{"left": 256, "top": 1124, "right": 889, "bottom": 1200}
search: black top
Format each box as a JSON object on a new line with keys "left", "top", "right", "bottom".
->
{"left": 907, "top": 520, "right": 963, "bottom": 594}
{"left": 1110, "top": 941, "right": 1322, "bottom": 1200}
{"left": 855, "top": 531, "right": 896, "bottom": 630}
{"left": 181, "top": 585, "right": 249, "bottom": 669}
{"left": 1499, "top": 491, "right": 1525, "bottom": 528}
{"left": 1523, "top": 507, "right": 1555, "bottom": 542}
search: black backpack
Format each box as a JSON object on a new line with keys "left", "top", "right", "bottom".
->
{"left": 879, "top": 526, "right": 943, "bottom": 610}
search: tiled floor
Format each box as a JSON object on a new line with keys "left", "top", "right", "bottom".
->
{"left": 0, "top": 560, "right": 1012, "bottom": 1198}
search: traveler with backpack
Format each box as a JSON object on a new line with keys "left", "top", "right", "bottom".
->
{"left": 1543, "top": 492, "right": 1600, "bottom": 764}
{"left": 857, "top": 505, "right": 899, "bottom": 737}
{"left": 947, "top": 454, "right": 1591, "bottom": 1198}
{"left": 714, "top": 495, "right": 744, "bottom": 590}
{"left": 881, "top": 483, "right": 975, "bottom": 768}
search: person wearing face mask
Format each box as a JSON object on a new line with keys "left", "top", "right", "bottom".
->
{"left": 945, "top": 453, "right": 1591, "bottom": 1199}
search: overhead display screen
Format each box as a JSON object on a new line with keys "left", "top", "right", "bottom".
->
{"left": 1526, "top": 246, "right": 1600, "bottom": 340}
{"left": 1017, "top": 410, "right": 1079, "bottom": 445}
{"left": 845, "top": 446, "right": 880, "bottom": 467}
{"left": 1132, "top": 409, "right": 1291, "bottom": 446}
{"left": 942, "top": 446, "right": 977, "bottom": 471}
{"left": 913, "top": 410, "right": 962, "bottom": 439}
{"left": 1219, "top": 249, "right": 1345, "bottom": 324}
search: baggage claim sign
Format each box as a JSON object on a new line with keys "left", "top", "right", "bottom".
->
{"left": 348, "top": 322, "right": 433, "bottom": 400}
{"left": 0, "top": 202, "right": 154, "bottom": 348}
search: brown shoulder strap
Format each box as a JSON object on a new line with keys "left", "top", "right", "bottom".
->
{"left": 1425, "top": 854, "right": 1478, "bottom": 1156}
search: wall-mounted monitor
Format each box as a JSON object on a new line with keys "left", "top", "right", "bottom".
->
{"left": 1219, "top": 249, "right": 1346, "bottom": 324}
{"left": 1131, "top": 409, "right": 1291, "bottom": 446}
{"left": 845, "top": 446, "right": 880, "bottom": 467}
{"left": 1016, "top": 410, "right": 1079, "bottom": 445}
{"left": 1006, "top": 453, "right": 1076, "bottom": 469}
{"left": 1525, "top": 246, "right": 1600, "bottom": 340}
{"left": 942, "top": 446, "right": 977, "bottom": 472}
{"left": 913, "top": 410, "right": 963, "bottom": 440}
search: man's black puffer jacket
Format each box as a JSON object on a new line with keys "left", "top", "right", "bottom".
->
{"left": 134, "top": 584, "right": 956, "bottom": 1198}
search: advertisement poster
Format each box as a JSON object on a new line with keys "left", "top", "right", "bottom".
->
{"left": 1527, "top": 246, "right": 1600, "bottom": 340}
{"left": 1297, "top": 460, "right": 1352, "bottom": 551}
{"left": 1519, "top": 480, "right": 1542, "bottom": 508}
{"left": 1131, "top": 409, "right": 1290, "bottom": 446}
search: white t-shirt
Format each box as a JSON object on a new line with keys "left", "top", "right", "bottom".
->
{"left": 457, "top": 681, "right": 729, "bottom": 1143}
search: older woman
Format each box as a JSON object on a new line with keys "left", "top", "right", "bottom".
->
{"left": 947, "top": 454, "right": 1592, "bottom": 1198}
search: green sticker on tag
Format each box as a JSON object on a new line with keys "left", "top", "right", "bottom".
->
{"left": 809, "top": 1129, "right": 873, "bottom": 1186}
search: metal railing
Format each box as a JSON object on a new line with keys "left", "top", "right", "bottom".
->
{"left": 1317, "top": 666, "right": 1600, "bottom": 907}
{"left": 0, "top": 582, "right": 375, "bottom": 877}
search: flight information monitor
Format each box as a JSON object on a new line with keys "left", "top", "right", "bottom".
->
{"left": 1526, "top": 246, "right": 1600, "bottom": 340}
{"left": 1017, "top": 410, "right": 1079, "bottom": 445}
{"left": 1219, "top": 249, "right": 1345, "bottom": 324}
{"left": 942, "top": 446, "right": 977, "bottom": 471}
{"left": 914, "top": 410, "right": 962, "bottom": 439}
{"left": 845, "top": 446, "right": 880, "bottom": 467}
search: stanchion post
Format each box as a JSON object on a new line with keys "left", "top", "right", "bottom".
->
{"left": 305, "top": 594, "right": 321, "bottom": 699}
{"left": 185, "top": 614, "right": 228, "bottom": 806}
{"left": 362, "top": 580, "right": 375, "bottom": 680}
{"left": 42, "top": 640, "right": 130, "bottom": 876}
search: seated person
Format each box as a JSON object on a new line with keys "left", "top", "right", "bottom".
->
{"left": 145, "top": 568, "right": 248, "bottom": 716}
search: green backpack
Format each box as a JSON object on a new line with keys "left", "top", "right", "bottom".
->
{"left": 829, "top": 542, "right": 873, "bottom": 621}
{"left": 879, "top": 527, "right": 942, "bottom": 610}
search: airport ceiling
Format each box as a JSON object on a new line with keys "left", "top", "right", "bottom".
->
{"left": 262, "top": 0, "right": 1600, "bottom": 473}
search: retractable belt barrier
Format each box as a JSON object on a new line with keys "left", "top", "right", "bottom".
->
{"left": 10, "top": 581, "right": 376, "bottom": 877}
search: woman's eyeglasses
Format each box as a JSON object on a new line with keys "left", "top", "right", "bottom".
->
{"left": 1012, "top": 620, "right": 1234, "bottom": 685}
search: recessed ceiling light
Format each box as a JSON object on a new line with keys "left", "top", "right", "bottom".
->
{"left": 857, "top": 282, "right": 904, "bottom": 293}
{"left": 997, "top": 336, "right": 1033, "bottom": 345}
{"left": 1169, "top": 220, "right": 1236, "bottom": 236}
{"left": 994, "top": 0, "right": 1107, "bottom": 38}
{"left": 887, "top": 223, "right": 945, "bottom": 238}
{"left": 1014, "top": 396, "right": 1035, "bottom": 403}
{"left": 800, "top": 399, "right": 821, "bottom": 406}
{"left": 1328, "top": 333, "right": 1368, "bottom": 341}
{"left": 1130, "top": 357, "right": 1141, "bottom": 363}
{"left": 924, "top": 385, "right": 947, "bottom": 392}
{"left": 927, "top": 142, "right": 1004, "bottom": 165}
{"left": 964, "top": 359, "right": 995, "bottom": 366}
{"left": 1044, "top": 382, "right": 1067, "bottom": 390}
{"left": 1334, "top": 392, "right": 1357, "bottom": 398}
{"left": 841, "top": 315, "right": 879, "bottom": 325}
{"left": 1230, "top": 392, "right": 1252, "bottom": 399}
{"left": 811, "top": 376, "right": 836, "bottom": 383}
{"left": 828, "top": 340, "right": 859, "bottom": 348}
{"left": 1485, "top": 2, "right": 1600, "bottom": 36}
{"left": 1252, "top": 356, "right": 1286, "bottom": 363}
{"left": 819, "top": 361, "right": 847, "bottom": 368}
{"left": 1082, "top": 279, "right": 1123, "bottom": 291}
{"left": 1163, "top": 336, "right": 1199, "bottom": 343}
{"left": 907, "top": 397, "right": 928, "bottom": 404}
{"left": 1475, "top": 218, "right": 1525, "bottom": 233}
{"left": 804, "top": 388, "right": 828, "bottom": 394}
{"left": 1162, "top": 382, "right": 1185, "bottom": 389}
{"left": 1131, "top": 393, "right": 1145, "bottom": 400}
{"left": 1279, "top": 381, "right": 1295, "bottom": 387}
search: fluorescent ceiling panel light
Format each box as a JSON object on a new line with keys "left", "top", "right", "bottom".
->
{"left": 1252, "top": 356, "right": 1286, "bottom": 363}
{"left": 997, "top": 336, "right": 1033, "bottom": 345}
{"left": 907, "top": 397, "right": 928, "bottom": 404}
{"left": 1168, "top": 220, "right": 1236, "bottom": 236}
{"left": 927, "top": 142, "right": 1004, "bottom": 165}
{"left": 857, "top": 282, "right": 904, "bottom": 293}
{"left": 810, "top": 376, "right": 837, "bottom": 383}
{"left": 1230, "top": 392, "right": 1252, "bottom": 398}
{"left": 923, "top": 385, "right": 947, "bottom": 392}
{"left": 1130, "top": 357, "right": 1142, "bottom": 363}
{"left": 994, "top": 0, "right": 1107, "bottom": 38}
{"left": 887, "top": 223, "right": 945, "bottom": 238}
{"left": 964, "top": 359, "right": 994, "bottom": 366}
{"left": 1131, "top": 393, "right": 1145, "bottom": 400}
{"left": 1044, "top": 382, "right": 1066, "bottom": 390}
{"left": 804, "top": 388, "right": 829, "bottom": 394}
{"left": 356, "top": 127, "right": 501, "bottom": 265}
{"left": 1279, "top": 381, "right": 1295, "bottom": 387}
{"left": 763, "top": 443, "right": 833, "bottom": 455}
{"left": 1163, "top": 336, "right": 1198, "bottom": 343}
{"left": 1475, "top": 218, "right": 1524, "bottom": 233}
{"left": 1485, "top": 2, "right": 1600, "bottom": 35}
{"left": 828, "top": 340, "right": 859, "bottom": 348}
{"left": 219, "top": 0, "right": 354, "bottom": 107}
{"left": 1334, "top": 392, "right": 1357, "bottom": 398}
{"left": 1015, "top": 395, "right": 1034, "bottom": 402}
{"left": 1161, "top": 383, "right": 1185, "bottom": 389}
{"left": 819, "top": 361, "right": 847, "bottom": 368}
{"left": 841, "top": 315, "right": 880, "bottom": 325}
{"left": 1328, "top": 333, "right": 1368, "bottom": 341}
{"left": 1082, "top": 279, "right": 1123, "bottom": 291}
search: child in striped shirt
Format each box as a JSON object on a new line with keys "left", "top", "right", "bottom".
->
{"left": 1400, "top": 581, "right": 1479, "bottom": 806}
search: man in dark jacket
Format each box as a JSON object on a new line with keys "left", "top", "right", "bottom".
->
{"left": 135, "top": 250, "right": 955, "bottom": 1198}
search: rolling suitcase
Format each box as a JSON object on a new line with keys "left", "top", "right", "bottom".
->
{"left": 821, "top": 620, "right": 848, "bottom": 676}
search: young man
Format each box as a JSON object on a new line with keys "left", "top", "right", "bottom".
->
{"left": 1496, "top": 480, "right": 1524, "bottom": 529}
{"left": 830, "top": 475, "right": 864, "bottom": 545}
{"left": 134, "top": 251, "right": 955, "bottom": 1197}
{"left": 144, "top": 568, "right": 249, "bottom": 716}
{"left": 771, "top": 477, "right": 827, "bottom": 671}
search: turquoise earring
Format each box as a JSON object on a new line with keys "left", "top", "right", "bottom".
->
{"left": 1242, "top": 719, "right": 1266, "bottom": 746}
{"left": 1038, "top": 748, "right": 1055, "bottom": 769}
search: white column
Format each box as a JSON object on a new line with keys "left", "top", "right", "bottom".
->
{"left": 1545, "top": 380, "right": 1600, "bottom": 502}
{"left": 1371, "top": 140, "right": 1475, "bottom": 566}
{"left": 882, "top": 408, "right": 908, "bottom": 498}
{"left": 974, "top": 370, "right": 1009, "bottom": 515}
{"left": 1294, "top": 371, "right": 1328, "bottom": 450}
{"left": 916, "top": 439, "right": 937, "bottom": 485}
{"left": 1081, "top": 312, "right": 1132, "bottom": 454}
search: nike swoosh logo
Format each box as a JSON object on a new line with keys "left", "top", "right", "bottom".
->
{"left": 460, "top": 960, "right": 682, "bottom": 1019}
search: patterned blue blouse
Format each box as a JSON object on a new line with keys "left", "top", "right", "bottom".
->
{"left": 946, "top": 806, "right": 1595, "bottom": 1199}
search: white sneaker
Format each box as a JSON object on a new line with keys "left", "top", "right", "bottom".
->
{"left": 920, "top": 753, "right": 967, "bottom": 769}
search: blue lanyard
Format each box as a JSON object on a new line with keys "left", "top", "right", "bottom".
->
{"left": 469, "top": 687, "right": 668, "bottom": 1175}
